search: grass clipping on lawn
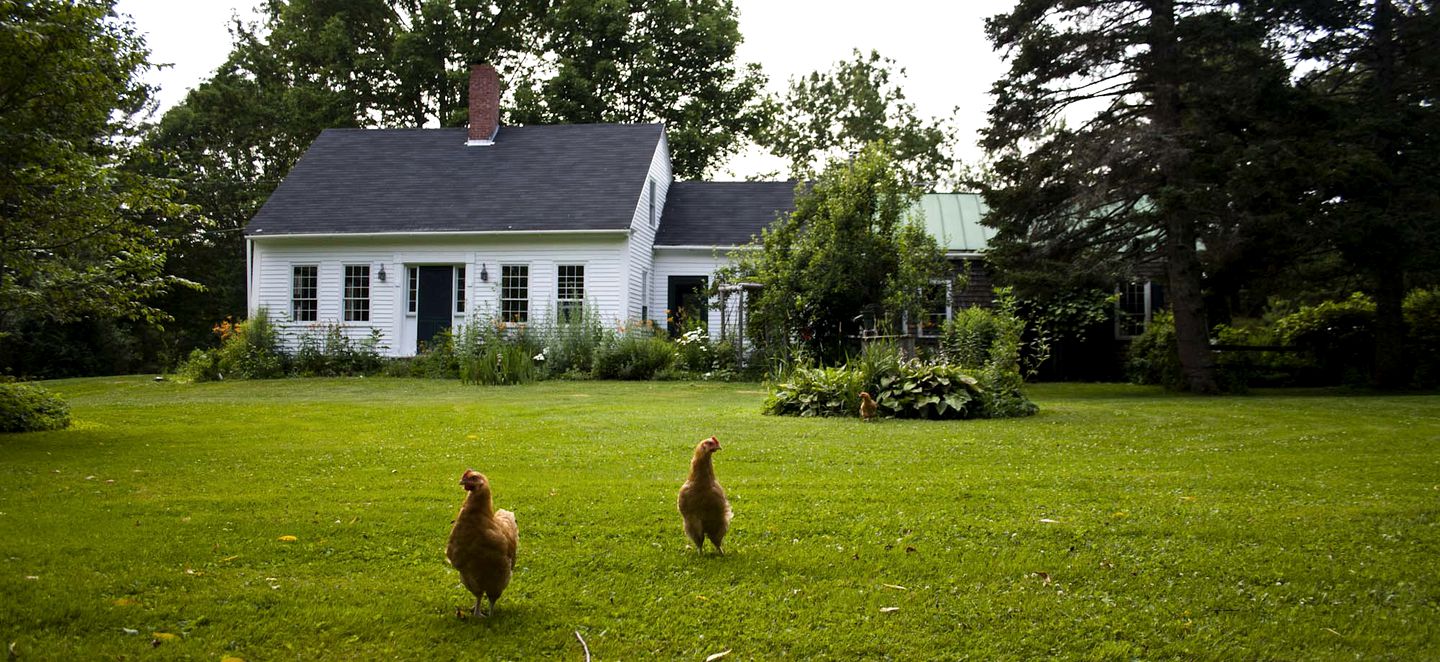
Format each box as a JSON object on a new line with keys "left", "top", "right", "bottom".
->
{"left": 1, "top": 377, "right": 1437, "bottom": 659}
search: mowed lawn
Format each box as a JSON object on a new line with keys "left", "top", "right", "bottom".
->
{"left": 1, "top": 378, "right": 1437, "bottom": 660}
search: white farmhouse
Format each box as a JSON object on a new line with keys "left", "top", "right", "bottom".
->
{"left": 245, "top": 64, "right": 794, "bottom": 356}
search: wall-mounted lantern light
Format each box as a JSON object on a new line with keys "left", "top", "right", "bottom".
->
{"left": 378, "top": 264, "right": 387, "bottom": 282}
{"left": 480, "top": 264, "right": 489, "bottom": 282}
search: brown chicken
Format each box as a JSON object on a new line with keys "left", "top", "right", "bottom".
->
{"left": 446, "top": 469, "right": 518, "bottom": 617}
{"left": 859, "top": 391, "right": 878, "bottom": 421}
{"left": 677, "top": 436, "right": 732, "bottom": 554}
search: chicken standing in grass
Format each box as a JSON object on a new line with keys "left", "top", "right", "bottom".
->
{"left": 677, "top": 436, "right": 732, "bottom": 554}
{"left": 859, "top": 391, "right": 878, "bottom": 421}
{"left": 446, "top": 469, "right": 518, "bottom": 617}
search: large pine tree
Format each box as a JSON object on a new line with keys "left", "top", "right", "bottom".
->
{"left": 982, "top": 1, "right": 1305, "bottom": 392}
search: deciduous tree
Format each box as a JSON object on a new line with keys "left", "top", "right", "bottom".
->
{"left": 764, "top": 49, "right": 953, "bottom": 187}
{"left": 722, "top": 143, "right": 950, "bottom": 361}
{"left": 0, "top": 0, "right": 194, "bottom": 358}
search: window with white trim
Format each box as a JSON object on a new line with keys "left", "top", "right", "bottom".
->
{"left": 557, "top": 264, "right": 584, "bottom": 322}
{"left": 406, "top": 266, "right": 418, "bottom": 315}
{"left": 500, "top": 265, "right": 528, "bottom": 323}
{"left": 343, "top": 265, "right": 370, "bottom": 322}
{"left": 455, "top": 265, "right": 466, "bottom": 314}
{"left": 1116, "top": 280, "right": 1166, "bottom": 338}
{"left": 919, "top": 280, "right": 952, "bottom": 337}
{"left": 292, "top": 265, "right": 318, "bottom": 322}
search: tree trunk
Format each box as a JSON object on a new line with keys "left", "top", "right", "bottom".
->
{"left": 1367, "top": 0, "right": 1410, "bottom": 389}
{"left": 1149, "top": 0, "right": 1218, "bottom": 393}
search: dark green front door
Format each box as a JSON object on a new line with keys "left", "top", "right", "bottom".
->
{"left": 416, "top": 266, "right": 453, "bottom": 349}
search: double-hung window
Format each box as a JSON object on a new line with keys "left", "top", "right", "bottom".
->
{"left": 343, "top": 265, "right": 371, "bottom": 322}
{"left": 557, "top": 265, "right": 585, "bottom": 322}
{"left": 1116, "top": 281, "right": 1165, "bottom": 338}
{"left": 501, "top": 265, "right": 529, "bottom": 323}
{"left": 292, "top": 265, "right": 318, "bottom": 322}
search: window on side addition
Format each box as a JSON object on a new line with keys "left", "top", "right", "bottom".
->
{"left": 919, "top": 280, "right": 951, "bottom": 337}
{"left": 292, "top": 265, "right": 318, "bottom": 322}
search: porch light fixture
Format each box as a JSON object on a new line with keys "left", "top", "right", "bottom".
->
{"left": 377, "top": 264, "right": 387, "bottom": 282}
{"left": 480, "top": 263, "right": 489, "bottom": 282}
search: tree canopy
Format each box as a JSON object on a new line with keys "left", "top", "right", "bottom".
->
{"left": 982, "top": 0, "right": 1319, "bottom": 393}
{"left": 763, "top": 49, "right": 954, "bottom": 187}
{"left": 1274, "top": 0, "right": 1440, "bottom": 387}
{"left": 721, "top": 143, "right": 950, "bottom": 362}
{"left": 983, "top": 0, "right": 1439, "bottom": 390}
{"left": 0, "top": 0, "right": 194, "bottom": 352}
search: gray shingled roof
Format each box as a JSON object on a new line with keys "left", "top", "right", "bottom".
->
{"left": 654, "top": 181, "right": 799, "bottom": 247}
{"left": 246, "top": 124, "right": 664, "bottom": 236}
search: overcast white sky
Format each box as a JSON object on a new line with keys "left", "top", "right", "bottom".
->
{"left": 114, "top": 0, "right": 1015, "bottom": 178}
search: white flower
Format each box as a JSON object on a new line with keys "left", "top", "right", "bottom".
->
{"left": 533, "top": 352, "right": 546, "bottom": 362}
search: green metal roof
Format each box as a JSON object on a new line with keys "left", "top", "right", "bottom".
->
{"left": 914, "top": 193, "right": 993, "bottom": 254}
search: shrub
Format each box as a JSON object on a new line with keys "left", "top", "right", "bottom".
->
{"left": 767, "top": 287, "right": 1037, "bottom": 420}
{"left": 1404, "top": 287, "right": 1440, "bottom": 388}
{"left": 940, "top": 306, "right": 1000, "bottom": 369}
{"left": 535, "top": 303, "right": 610, "bottom": 377}
{"left": 593, "top": 325, "right": 676, "bottom": 380}
{"left": 874, "top": 362, "right": 983, "bottom": 419}
{"left": 290, "top": 324, "right": 386, "bottom": 377}
{"left": 176, "top": 310, "right": 286, "bottom": 382}
{"left": 0, "top": 382, "right": 71, "bottom": 433}
{"left": 1127, "top": 311, "right": 1181, "bottom": 388}
{"left": 764, "top": 364, "right": 866, "bottom": 417}
{"left": 977, "top": 292, "right": 1040, "bottom": 418}
{"left": 674, "top": 326, "right": 714, "bottom": 373}
{"left": 853, "top": 338, "right": 903, "bottom": 394}
{"left": 176, "top": 348, "right": 222, "bottom": 382}
{"left": 1272, "top": 293, "right": 1376, "bottom": 384}
{"left": 456, "top": 315, "right": 541, "bottom": 386}
{"left": 765, "top": 358, "right": 1029, "bottom": 420}
{"left": 409, "top": 330, "right": 459, "bottom": 379}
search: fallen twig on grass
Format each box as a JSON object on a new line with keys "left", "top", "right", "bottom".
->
{"left": 575, "top": 630, "right": 591, "bottom": 662}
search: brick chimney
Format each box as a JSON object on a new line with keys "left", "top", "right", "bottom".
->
{"left": 467, "top": 63, "right": 499, "bottom": 145}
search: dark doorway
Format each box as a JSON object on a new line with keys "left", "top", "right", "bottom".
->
{"left": 666, "top": 275, "right": 709, "bottom": 336}
{"left": 416, "top": 266, "right": 454, "bottom": 349}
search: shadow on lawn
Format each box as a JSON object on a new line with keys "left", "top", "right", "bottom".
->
{"left": 1029, "top": 382, "right": 1440, "bottom": 400}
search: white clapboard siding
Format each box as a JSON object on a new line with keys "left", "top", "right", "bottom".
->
{"left": 651, "top": 247, "right": 745, "bottom": 336}
{"left": 624, "top": 132, "right": 672, "bottom": 322}
{"left": 249, "top": 233, "right": 629, "bottom": 356}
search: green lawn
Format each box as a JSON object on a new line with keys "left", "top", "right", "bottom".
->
{"left": 1, "top": 378, "right": 1437, "bottom": 660}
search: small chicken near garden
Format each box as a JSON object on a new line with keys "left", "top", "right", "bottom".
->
{"left": 859, "top": 391, "right": 879, "bottom": 421}
{"left": 677, "top": 436, "right": 732, "bottom": 555}
{"left": 446, "top": 469, "right": 518, "bottom": 617}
